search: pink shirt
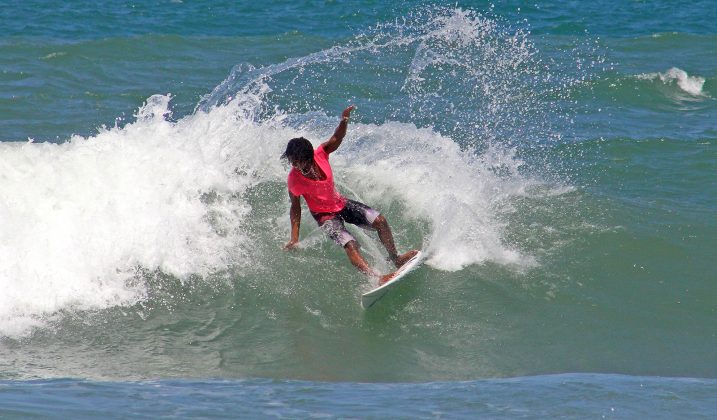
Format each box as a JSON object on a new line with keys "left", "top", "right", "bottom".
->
{"left": 287, "top": 144, "right": 346, "bottom": 213}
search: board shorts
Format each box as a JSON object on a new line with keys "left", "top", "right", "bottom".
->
{"left": 312, "top": 199, "right": 380, "bottom": 247}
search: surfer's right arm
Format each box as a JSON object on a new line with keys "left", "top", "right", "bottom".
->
{"left": 284, "top": 191, "right": 302, "bottom": 250}
{"left": 322, "top": 105, "right": 354, "bottom": 154}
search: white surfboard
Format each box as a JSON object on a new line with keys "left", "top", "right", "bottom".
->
{"left": 361, "top": 251, "right": 423, "bottom": 309}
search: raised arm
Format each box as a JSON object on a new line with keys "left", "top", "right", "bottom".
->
{"left": 321, "top": 105, "right": 354, "bottom": 154}
{"left": 284, "top": 191, "right": 302, "bottom": 250}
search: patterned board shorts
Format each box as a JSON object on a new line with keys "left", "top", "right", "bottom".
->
{"left": 312, "top": 200, "right": 380, "bottom": 247}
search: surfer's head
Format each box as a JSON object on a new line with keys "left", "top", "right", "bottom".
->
{"left": 282, "top": 137, "right": 314, "bottom": 167}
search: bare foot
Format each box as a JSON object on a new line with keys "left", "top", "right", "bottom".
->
{"left": 378, "top": 272, "right": 396, "bottom": 286}
{"left": 393, "top": 249, "right": 419, "bottom": 268}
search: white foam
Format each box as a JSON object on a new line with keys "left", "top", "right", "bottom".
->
{"left": 0, "top": 95, "right": 552, "bottom": 336}
{"left": 638, "top": 67, "right": 707, "bottom": 96}
{"left": 0, "top": 94, "right": 293, "bottom": 337}
{"left": 0, "top": 7, "right": 574, "bottom": 337}
{"left": 334, "top": 122, "right": 538, "bottom": 272}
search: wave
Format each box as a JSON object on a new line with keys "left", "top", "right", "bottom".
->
{"left": 637, "top": 67, "right": 708, "bottom": 97}
{"left": 0, "top": 7, "right": 589, "bottom": 338}
{"left": 567, "top": 68, "right": 715, "bottom": 118}
{"left": 0, "top": 95, "right": 252, "bottom": 337}
{"left": 1, "top": 95, "right": 560, "bottom": 338}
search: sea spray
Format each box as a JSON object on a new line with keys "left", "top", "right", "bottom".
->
{"left": 336, "top": 121, "right": 536, "bottom": 271}
{"left": 198, "top": 7, "right": 595, "bottom": 150}
{"left": 0, "top": 7, "right": 594, "bottom": 338}
{"left": 0, "top": 100, "right": 549, "bottom": 336}
{"left": 0, "top": 95, "right": 259, "bottom": 337}
{"left": 196, "top": 7, "right": 598, "bottom": 268}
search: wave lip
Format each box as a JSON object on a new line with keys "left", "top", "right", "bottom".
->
{"left": 637, "top": 67, "right": 708, "bottom": 97}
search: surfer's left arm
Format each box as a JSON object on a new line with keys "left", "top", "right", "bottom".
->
{"left": 284, "top": 191, "right": 302, "bottom": 250}
{"left": 322, "top": 105, "right": 354, "bottom": 154}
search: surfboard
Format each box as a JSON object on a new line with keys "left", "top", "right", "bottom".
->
{"left": 361, "top": 251, "right": 423, "bottom": 309}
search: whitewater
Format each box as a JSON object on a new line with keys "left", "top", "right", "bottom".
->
{"left": 1, "top": 8, "right": 569, "bottom": 338}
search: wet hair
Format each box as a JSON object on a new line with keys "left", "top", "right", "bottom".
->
{"left": 281, "top": 137, "right": 314, "bottom": 163}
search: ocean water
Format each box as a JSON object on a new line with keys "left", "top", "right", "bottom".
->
{"left": 1, "top": 0, "right": 716, "bottom": 417}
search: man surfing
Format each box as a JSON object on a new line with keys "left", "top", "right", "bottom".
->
{"left": 282, "top": 105, "right": 418, "bottom": 285}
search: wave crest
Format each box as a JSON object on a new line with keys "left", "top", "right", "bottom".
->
{"left": 637, "top": 67, "right": 708, "bottom": 97}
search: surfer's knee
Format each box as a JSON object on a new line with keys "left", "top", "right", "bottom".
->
{"left": 344, "top": 239, "right": 360, "bottom": 253}
{"left": 372, "top": 214, "right": 388, "bottom": 229}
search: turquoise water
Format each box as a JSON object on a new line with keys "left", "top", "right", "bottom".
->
{"left": 1, "top": 0, "right": 716, "bottom": 417}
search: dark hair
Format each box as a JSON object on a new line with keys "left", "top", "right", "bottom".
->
{"left": 281, "top": 137, "right": 314, "bottom": 163}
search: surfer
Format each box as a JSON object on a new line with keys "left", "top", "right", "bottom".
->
{"left": 282, "top": 105, "right": 418, "bottom": 285}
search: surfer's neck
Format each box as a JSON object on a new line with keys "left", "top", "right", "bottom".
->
{"left": 300, "top": 162, "right": 326, "bottom": 181}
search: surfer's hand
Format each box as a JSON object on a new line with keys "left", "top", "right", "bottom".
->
{"left": 284, "top": 240, "right": 299, "bottom": 250}
{"left": 341, "top": 105, "right": 354, "bottom": 121}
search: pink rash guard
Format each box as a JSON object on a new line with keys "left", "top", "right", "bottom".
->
{"left": 287, "top": 144, "right": 346, "bottom": 214}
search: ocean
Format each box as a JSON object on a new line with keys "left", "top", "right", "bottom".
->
{"left": 1, "top": 0, "right": 716, "bottom": 417}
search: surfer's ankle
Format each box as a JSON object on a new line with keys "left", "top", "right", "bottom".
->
{"left": 378, "top": 272, "right": 394, "bottom": 286}
{"left": 395, "top": 250, "right": 419, "bottom": 267}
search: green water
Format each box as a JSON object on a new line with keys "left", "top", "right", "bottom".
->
{"left": 1, "top": 4, "right": 715, "bottom": 415}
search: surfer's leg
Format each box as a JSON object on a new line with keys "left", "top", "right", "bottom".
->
{"left": 339, "top": 200, "right": 411, "bottom": 268}
{"left": 345, "top": 241, "right": 395, "bottom": 285}
{"left": 344, "top": 240, "right": 380, "bottom": 277}
{"left": 320, "top": 216, "right": 384, "bottom": 278}
{"left": 372, "top": 214, "right": 399, "bottom": 260}
{"left": 372, "top": 215, "right": 418, "bottom": 268}
{"left": 339, "top": 200, "right": 418, "bottom": 270}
